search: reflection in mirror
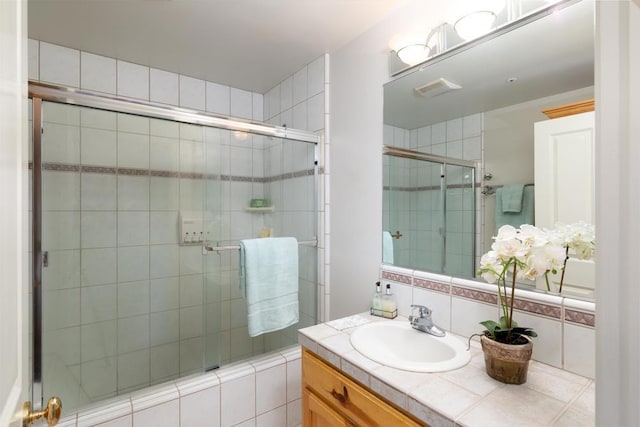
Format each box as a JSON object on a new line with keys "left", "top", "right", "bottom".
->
{"left": 382, "top": 0, "right": 594, "bottom": 298}
{"left": 383, "top": 148, "right": 476, "bottom": 278}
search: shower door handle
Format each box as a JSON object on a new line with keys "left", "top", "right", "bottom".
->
{"left": 22, "top": 396, "right": 62, "bottom": 426}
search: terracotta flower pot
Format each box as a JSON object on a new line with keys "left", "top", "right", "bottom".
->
{"left": 480, "top": 335, "right": 533, "bottom": 384}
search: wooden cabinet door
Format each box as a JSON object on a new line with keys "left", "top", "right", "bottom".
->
{"left": 304, "top": 388, "right": 352, "bottom": 427}
{"left": 302, "top": 349, "right": 424, "bottom": 427}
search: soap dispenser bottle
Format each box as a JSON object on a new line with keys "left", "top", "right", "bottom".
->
{"left": 382, "top": 283, "right": 397, "bottom": 318}
{"left": 372, "top": 281, "right": 383, "bottom": 316}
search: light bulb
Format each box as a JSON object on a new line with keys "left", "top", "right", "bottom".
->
{"left": 396, "top": 44, "right": 430, "bottom": 66}
{"left": 454, "top": 11, "right": 497, "bottom": 40}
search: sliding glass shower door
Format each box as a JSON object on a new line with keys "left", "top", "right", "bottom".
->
{"left": 37, "top": 100, "right": 212, "bottom": 410}
{"left": 33, "top": 89, "right": 319, "bottom": 413}
{"left": 383, "top": 154, "right": 445, "bottom": 272}
{"left": 383, "top": 147, "right": 476, "bottom": 278}
{"left": 202, "top": 134, "right": 318, "bottom": 366}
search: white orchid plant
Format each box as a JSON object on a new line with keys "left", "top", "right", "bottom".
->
{"left": 476, "top": 222, "right": 595, "bottom": 344}
{"left": 546, "top": 221, "right": 596, "bottom": 293}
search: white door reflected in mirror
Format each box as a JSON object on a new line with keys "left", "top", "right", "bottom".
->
{"left": 534, "top": 111, "right": 596, "bottom": 298}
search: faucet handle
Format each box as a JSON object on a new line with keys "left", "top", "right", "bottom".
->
{"left": 410, "top": 304, "right": 431, "bottom": 318}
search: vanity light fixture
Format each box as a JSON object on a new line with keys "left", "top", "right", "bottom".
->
{"left": 396, "top": 43, "right": 431, "bottom": 66}
{"left": 451, "top": 0, "right": 506, "bottom": 41}
{"left": 393, "top": 24, "right": 448, "bottom": 67}
{"left": 454, "top": 10, "right": 498, "bottom": 40}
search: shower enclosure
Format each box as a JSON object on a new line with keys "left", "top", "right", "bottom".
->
{"left": 29, "top": 83, "right": 319, "bottom": 412}
{"left": 383, "top": 147, "right": 476, "bottom": 277}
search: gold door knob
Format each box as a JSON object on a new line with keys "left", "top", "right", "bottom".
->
{"left": 23, "top": 397, "right": 62, "bottom": 426}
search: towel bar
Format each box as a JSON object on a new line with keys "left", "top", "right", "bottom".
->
{"left": 482, "top": 183, "right": 534, "bottom": 196}
{"left": 203, "top": 238, "right": 318, "bottom": 254}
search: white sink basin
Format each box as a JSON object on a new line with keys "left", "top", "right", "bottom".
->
{"left": 349, "top": 321, "right": 471, "bottom": 372}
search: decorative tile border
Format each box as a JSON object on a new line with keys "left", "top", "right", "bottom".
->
{"left": 44, "top": 162, "right": 80, "bottom": 172}
{"left": 151, "top": 170, "right": 180, "bottom": 178}
{"left": 180, "top": 171, "right": 205, "bottom": 180}
{"left": 33, "top": 161, "right": 315, "bottom": 183}
{"left": 451, "top": 285, "right": 498, "bottom": 305}
{"left": 118, "top": 167, "right": 151, "bottom": 176}
{"left": 413, "top": 277, "right": 450, "bottom": 294}
{"left": 565, "top": 309, "right": 596, "bottom": 327}
{"left": 512, "top": 298, "right": 562, "bottom": 319}
{"left": 80, "top": 165, "right": 115, "bottom": 174}
{"left": 381, "top": 270, "right": 412, "bottom": 285}
{"left": 383, "top": 182, "right": 480, "bottom": 192}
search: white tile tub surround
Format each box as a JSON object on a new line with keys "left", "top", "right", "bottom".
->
{"left": 31, "top": 39, "right": 266, "bottom": 123}
{"left": 40, "top": 42, "right": 80, "bottom": 87}
{"left": 117, "top": 61, "right": 149, "bottom": 101}
{"left": 379, "top": 265, "right": 596, "bottom": 378}
{"left": 56, "top": 346, "right": 303, "bottom": 426}
{"left": 81, "top": 52, "right": 116, "bottom": 95}
{"left": 299, "top": 315, "right": 594, "bottom": 427}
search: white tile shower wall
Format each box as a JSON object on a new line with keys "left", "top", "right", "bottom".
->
{"left": 58, "top": 346, "right": 302, "bottom": 427}
{"left": 264, "top": 54, "right": 329, "bottom": 323}
{"left": 32, "top": 39, "right": 264, "bottom": 121}
{"left": 380, "top": 266, "right": 595, "bottom": 379}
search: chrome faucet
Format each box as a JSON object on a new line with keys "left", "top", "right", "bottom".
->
{"left": 409, "top": 304, "right": 445, "bottom": 337}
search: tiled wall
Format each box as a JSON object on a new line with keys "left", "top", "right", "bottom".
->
{"left": 383, "top": 114, "right": 482, "bottom": 278}
{"left": 29, "top": 40, "right": 263, "bottom": 120}
{"left": 380, "top": 265, "right": 595, "bottom": 379}
{"left": 55, "top": 346, "right": 303, "bottom": 427}
{"left": 30, "top": 39, "right": 321, "bottom": 418}
{"left": 263, "top": 54, "right": 330, "bottom": 322}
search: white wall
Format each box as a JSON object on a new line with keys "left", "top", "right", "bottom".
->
{"left": 0, "top": 0, "right": 27, "bottom": 423}
{"left": 595, "top": 1, "right": 640, "bottom": 425}
{"left": 329, "top": 0, "right": 457, "bottom": 319}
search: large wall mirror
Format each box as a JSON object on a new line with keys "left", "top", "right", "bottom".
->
{"left": 382, "top": 0, "right": 595, "bottom": 298}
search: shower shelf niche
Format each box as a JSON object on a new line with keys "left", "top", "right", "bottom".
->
{"left": 245, "top": 207, "right": 275, "bottom": 213}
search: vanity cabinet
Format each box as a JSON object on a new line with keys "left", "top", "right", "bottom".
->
{"left": 302, "top": 348, "right": 426, "bottom": 427}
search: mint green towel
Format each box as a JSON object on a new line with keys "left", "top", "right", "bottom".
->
{"left": 240, "top": 237, "right": 299, "bottom": 337}
{"left": 501, "top": 184, "right": 525, "bottom": 213}
{"left": 495, "top": 186, "right": 534, "bottom": 232}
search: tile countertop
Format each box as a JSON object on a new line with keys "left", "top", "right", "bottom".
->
{"left": 298, "top": 313, "right": 595, "bottom": 427}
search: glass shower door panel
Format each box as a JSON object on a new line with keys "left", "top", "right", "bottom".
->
{"left": 38, "top": 101, "right": 210, "bottom": 412}
{"left": 387, "top": 156, "right": 412, "bottom": 267}
{"left": 40, "top": 101, "right": 87, "bottom": 412}
{"left": 413, "top": 159, "right": 445, "bottom": 273}
{"left": 444, "top": 164, "right": 475, "bottom": 278}
{"left": 270, "top": 138, "right": 317, "bottom": 348}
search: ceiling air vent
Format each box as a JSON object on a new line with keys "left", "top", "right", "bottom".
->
{"left": 414, "top": 78, "right": 462, "bottom": 97}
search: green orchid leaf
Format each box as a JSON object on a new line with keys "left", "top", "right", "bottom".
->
{"left": 498, "top": 317, "right": 517, "bottom": 329}
{"left": 480, "top": 320, "right": 500, "bottom": 332}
